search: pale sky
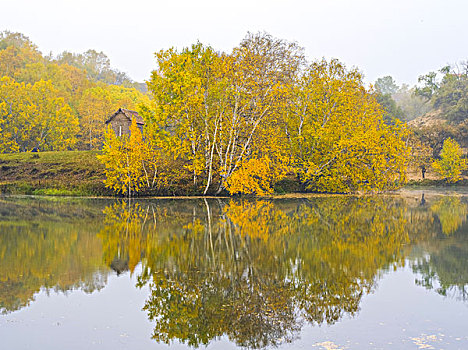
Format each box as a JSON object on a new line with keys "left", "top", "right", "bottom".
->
{"left": 2, "top": 0, "right": 468, "bottom": 86}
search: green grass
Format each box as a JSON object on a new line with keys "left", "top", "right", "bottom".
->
{"left": 32, "top": 188, "right": 84, "bottom": 196}
{"left": 0, "top": 150, "right": 102, "bottom": 167}
{"left": 4, "top": 151, "right": 466, "bottom": 197}
{"left": 0, "top": 150, "right": 112, "bottom": 196}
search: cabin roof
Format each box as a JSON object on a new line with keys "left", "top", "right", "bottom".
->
{"left": 105, "top": 108, "right": 145, "bottom": 125}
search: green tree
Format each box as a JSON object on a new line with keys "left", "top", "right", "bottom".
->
{"left": 433, "top": 64, "right": 468, "bottom": 124}
{"left": 374, "top": 76, "right": 405, "bottom": 122}
{"left": 375, "top": 91, "right": 405, "bottom": 122}
{"left": 375, "top": 75, "right": 399, "bottom": 95}
{"left": 392, "top": 84, "right": 432, "bottom": 121}
{"left": 415, "top": 71, "right": 440, "bottom": 100}
{"left": 414, "top": 63, "right": 468, "bottom": 124}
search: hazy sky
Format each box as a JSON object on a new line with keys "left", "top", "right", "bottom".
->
{"left": 2, "top": 0, "right": 468, "bottom": 85}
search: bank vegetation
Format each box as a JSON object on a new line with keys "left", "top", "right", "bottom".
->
{"left": 99, "top": 33, "right": 410, "bottom": 196}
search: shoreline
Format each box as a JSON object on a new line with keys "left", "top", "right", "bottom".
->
{"left": 2, "top": 185, "right": 468, "bottom": 200}
{"left": 2, "top": 151, "right": 468, "bottom": 199}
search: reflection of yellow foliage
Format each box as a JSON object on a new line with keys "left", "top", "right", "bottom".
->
{"left": 224, "top": 200, "right": 288, "bottom": 241}
{"left": 98, "top": 196, "right": 416, "bottom": 348}
{"left": 410, "top": 334, "right": 439, "bottom": 350}
{"left": 183, "top": 219, "right": 205, "bottom": 235}
{"left": 99, "top": 201, "right": 149, "bottom": 273}
{"left": 430, "top": 197, "right": 467, "bottom": 235}
{"left": 0, "top": 199, "right": 105, "bottom": 314}
{"left": 312, "top": 341, "right": 345, "bottom": 350}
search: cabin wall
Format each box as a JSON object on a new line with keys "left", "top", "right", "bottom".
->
{"left": 109, "top": 112, "right": 132, "bottom": 136}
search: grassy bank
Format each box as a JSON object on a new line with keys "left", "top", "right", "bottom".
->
{"left": 0, "top": 151, "right": 305, "bottom": 197}
{"left": 0, "top": 151, "right": 113, "bottom": 196}
{"left": 2, "top": 151, "right": 466, "bottom": 197}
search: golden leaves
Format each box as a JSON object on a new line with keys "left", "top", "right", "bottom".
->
{"left": 0, "top": 33, "right": 150, "bottom": 152}
{"left": 102, "top": 34, "right": 411, "bottom": 196}
{"left": 226, "top": 157, "right": 287, "bottom": 195}
{"left": 0, "top": 76, "right": 79, "bottom": 152}
{"left": 286, "top": 60, "right": 410, "bottom": 193}
{"left": 432, "top": 138, "right": 467, "bottom": 183}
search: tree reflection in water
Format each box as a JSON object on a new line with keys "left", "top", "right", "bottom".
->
{"left": 413, "top": 196, "right": 468, "bottom": 300}
{"left": 1, "top": 194, "right": 467, "bottom": 348}
{"left": 100, "top": 197, "right": 412, "bottom": 348}
{"left": 0, "top": 197, "right": 107, "bottom": 314}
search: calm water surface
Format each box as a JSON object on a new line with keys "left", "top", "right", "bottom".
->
{"left": 1, "top": 191, "right": 468, "bottom": 349}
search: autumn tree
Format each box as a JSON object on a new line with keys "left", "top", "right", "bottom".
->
{"left": 98, "top": 119, "right": 153, "bottom": 196}
{"left": 78, "top": 86, "right": 114, "bottom": 149}
{"left": 102, "top": 33, "right": 411, "bottom": 196}
{"left": 0, "top": 30, "right": 150, "bottom": 151}
{"left": 148, "top": 42, "right": 249, "bottom": 194}
{"left": 55, "top": 49, "right": 138, "bottom": 88}
{"left": 432, "top": 138, "right": 467, "bottom": 182}
{"left": 285, "top": 59, "right": 410, "bottom": 193}
{"left": 147, "top": 33, "right": 302, "bottom": 195}
{"left": 0, "top": 77, "right": 79, "bottom": 152}
{"left": 0, "top": 31, "right": 43, "bottom": 79}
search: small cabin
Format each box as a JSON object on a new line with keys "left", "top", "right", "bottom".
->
{"left": 105, "top": 108, "right": 144, "bottom": 137}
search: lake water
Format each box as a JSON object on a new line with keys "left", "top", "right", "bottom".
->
{"left": 0, "top": 191, "right": 468, "bottom": 350}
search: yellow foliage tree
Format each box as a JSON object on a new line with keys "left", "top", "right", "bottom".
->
{"left": 0, "top": 76, "right": 79, "bottom": 152}
{"left": 78, "top": 85, "right": 150, "bottom": 150}
{"left": 147, "top": 34, "right": 302, "bottom": 195}
{"left": 432, "top": 138, "right": 467, "bottom": 183}
{"left": 78, "top": 86, "right": 113, "bottom": 150}
{"left": 0, "top": 31, "right": 150, "bottom": 152}
{"left": 284, "top": 59, "right": 410, "bottom": 193}
{"left": 98, "top": 120, "right": 147, "bottom": 196}
{"left": 226, "top": 157, "right": 287, "bottom": 195}
{"left": 100, "top": 33, "right": 411, "bottom": 196}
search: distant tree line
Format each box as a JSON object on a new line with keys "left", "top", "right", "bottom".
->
{"left": 0, "top": 31, "right": 149, "bottom": 152}
{"left": 2, "top": 30, "right": 467, "bottom": 190}
{"left": 373, "top": 62, "right": 468, "bottom": 181}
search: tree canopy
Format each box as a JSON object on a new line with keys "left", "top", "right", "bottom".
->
{"left": 415, "top": 62, "right": 468, "bottom": 124}
{"left": 0, "top": 31, "right": 149, "bottom": 152}
{"left": 432, "top": 138, "right": 467, "bottom": 182}
{"left": 99, "top": 33, "right": 410, "bottom": 195}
